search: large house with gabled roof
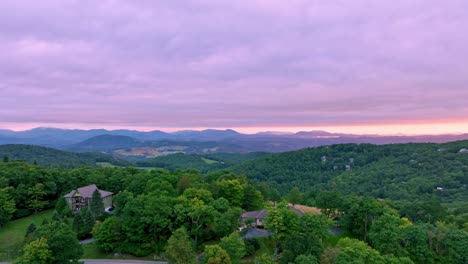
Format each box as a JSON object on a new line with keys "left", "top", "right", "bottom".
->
{"left": 64, "top": 184, "right": 113, "bottom": 211}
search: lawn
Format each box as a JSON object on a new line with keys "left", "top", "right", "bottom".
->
{"left": 201, "top": 157, "right": 219, "bottom": 164}
{"left": 0, "top": 209, "right": 53, "bottom": 261}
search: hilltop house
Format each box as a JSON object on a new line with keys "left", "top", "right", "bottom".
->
{"left": 64, "top": 184, "right": 113, "bottom": 211}
{"left": 241, "top": 204, "right": 317, "bottom": 229}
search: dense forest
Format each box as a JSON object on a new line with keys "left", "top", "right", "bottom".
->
{"left": 0, "top": 142, "right": 467, "bottom": 263}
{"left": 135, "top": 152, "right": 269, "bottom": 172}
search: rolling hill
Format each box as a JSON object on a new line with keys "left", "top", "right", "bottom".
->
{"left": 231, "top": 141, "right": 468, "bottom": 204}
{"left": 0, "top": 144, "right": 131, "bottom": 168}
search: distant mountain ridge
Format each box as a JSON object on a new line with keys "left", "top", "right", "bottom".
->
{"left": 1, "top": 127, "right": 468, "bottom": 155}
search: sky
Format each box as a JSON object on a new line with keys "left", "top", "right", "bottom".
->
{"left": 1, "top": 0, "right": 468, "bottom": 135}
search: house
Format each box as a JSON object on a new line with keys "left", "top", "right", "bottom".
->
{"left": 241, "top": 209, "right": 267, "bottom": 227}
{"left": 64, "top": 184, "right": 113, "bottom": 211}
{"left": 241, "top": 204, "right": 320, "bottom": 229}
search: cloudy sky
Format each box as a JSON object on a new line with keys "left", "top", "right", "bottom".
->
{"left": 1, "top": 0, "right": 468, "bottom": 134}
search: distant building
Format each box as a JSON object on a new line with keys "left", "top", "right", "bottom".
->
{"left": 459, "top": 148, "right": 468, "bottom": 153}
{"left": 240, "top": 204, "right": 319, "bottom": 229}
{"left": 64, "top": 184, "right": 113, "bottom": 211}
{"left": 241, "top": 209, "right": 267, "bottom": 227}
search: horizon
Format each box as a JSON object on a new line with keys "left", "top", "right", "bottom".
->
{"left": 1, "top": 122, "right": 468, "bottom": 137}
{"left": 1, "top": 1, "right": 468, "bottom": 135}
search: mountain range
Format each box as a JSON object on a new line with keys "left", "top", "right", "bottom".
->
{"left": 2, "top": 127, "right": 468, "bottom": 158}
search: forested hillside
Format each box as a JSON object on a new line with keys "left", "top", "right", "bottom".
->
{"left": 233, "top": 141, "right": 468, "bottom": 201}
{"left": 1, "top": 159, "right": 467, "bottom": 263}
{"left": 135, "top": 152, "right": 269, "bottom": 172}
{"left": 0, "top": 144, "right": 130, "bottom": 168}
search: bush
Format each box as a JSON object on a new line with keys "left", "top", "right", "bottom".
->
{"left": 244, "top": 238, "right": 260, "bottom": 256}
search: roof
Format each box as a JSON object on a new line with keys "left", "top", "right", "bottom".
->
{"left": 241, "top": 205, "right": 321, "bottom": 220}
{"left": 241, "top": 209, "right": 267, "bottom": 219}
{"left": 64, "top": 184, "right": 112, "bottom": 198}
{"left": 288, "top": 204, "right": 321, "bottom": 215}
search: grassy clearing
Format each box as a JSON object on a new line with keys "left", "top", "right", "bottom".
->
{"left": 201, "top": 157, "right": 219, "bottom": 164}
{"left": 0, "top": 209, "right": 53, "bottom": 260}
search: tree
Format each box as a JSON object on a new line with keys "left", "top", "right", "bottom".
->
{"left": 3, "top": 155, "right": 8, "bottom": 162}
{"left": 255, "top": 253, "right": 276, "bottom": 264}
{"left": 400, "top": 225, "right": 434, "bottom": 264}
{"left": 72, "top": 212, "right": 85, "bottom": 239}
{"left": 335, "top": 238, "right": 385, "bottom": 264}
{"left": 51, "top": 210, "right": 62, "bottom": 222}
{"left": 55, "top": 196, "right": 71, "bottom": 218}
{"left": 214, "top": 206, "right": 243, "bottom": 238}
{"left": 369, "top": 213, "right": 403, "bottom": 255}
{"left": 264, "top": 201, "right": 299, "bottom": 239}
{"left": 175, "top": 197, "right": 215, "bottom": 244}
{"left": 25, "top": 223, "right": 37, "bottom": 238}
{"left": 294, "top": 255, "right": 318, "bottom": 264}
{"left": 28, "top": 183, "right": 48, "bottom": 214}
{"left": 82, "top": 208, "right": 96, "bottom": 236}
{"left": 216, "top": 179, "right": 244, "bottom": 208}
{"left": 445, "top": 230, "right": 468, "bottom": 264}
{"left": 203, "top": 245, "right": 232, "bottom": 264}
{"left": 15, "top": 237, "right": 53, "bottom": 264}
{"left": 219, "top": 232, "right": 246, "bottom": 264}
{"left": 340, "top": 196, "right": 386, "bottom": 241}
{"left": 0, "top": 187, "right": 15, "bottom": 227}
{"left": 165, "top": 227, "right": 197, "bottom": 264}
{"left": 287, "top": 187, "right": 304, "bottom": 206}
{"left": 90, "top": 189, "right": 104, "bottom": 220}
{"left": 93, "top": 216, "right": 123, "bottom": 253}
{"left": 316, "top": 191, "right": 342, "bottom": 219}
{"left": 33, "top": 221, "right": 83, "bottom": 264}
{"left": 243, "top": 185, "right": 264, "bottom": 211}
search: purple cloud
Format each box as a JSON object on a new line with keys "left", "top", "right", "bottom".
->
{"left": 1, "top": 0, "right": 468, "bottom": 131}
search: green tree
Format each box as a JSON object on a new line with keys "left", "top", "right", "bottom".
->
{"left": 175, "top": 197, "right": 215, "bottom": 244}
{"left": 203, "top": 245, "right": 232, "bottom": 264}
{"left": 113, "top": 190, "right": 133, "bottom": 214}
{"left": 25, "top": 222, "right": 37, "bottom": 238}
{"left": 33, "top": 221, "right": 83, "bottom": 264}
{"left": 28, "top": 183, "right": 48, "bottom": 214}
{"left": 335, "top": 238, "right": 385, "bottom": 264}
{"left": 3, "top": 155, "right": 8, "bottom": 162}
{"left": 369, "top": 213, "right": 403, "bottom": 255}
{"left": 445, "top": 230, "right": 468, "bottom": 264}
{"left": 242, "top": 185, "right": 264, "bottom": 211}
{"left": 15, "top": 237, "right": 53, "bottom": 264}
{"left": 219, "top": 232, "right": 246, "bottom": 264}
{"left": 264, "top": 201, "right": 299, "bottom": 239}
{"left": 72, "top": 212, "right": 85, "bottom": 238}
{"left": 316, "top": 191, "right": 342, "bottom": 219}
{"left": 82, "top": 208, "right": 95, "bottom": 236}
{"left": 294, "top": 255, "right": 318, "bottom": 264}
{"left": 51, "top": 210, "right": 62, "bottom": 222}
{"left": 287, "top": 187, "right": 304, "bottom": 206}
{"left": 90, "top": 189, "right": 104, "bottom": 220}
{"left": 92, "top": 216, "right": 123, "bottom": 252}
{"left": 255, "top": 253, "right": 276, "bottom": 264}
{"left": 216, "top": 179, "right": 244, "bottom": 208}
{"left": 0, "top": 187, "right": 15, "bottom": 227}
{"left": 55, "top": 196, "right": 71, "bottom": 218}
{"left": 165, "top": 227, "right": 197, "bottom": 264}
{"left": 400, "top": 225, "right": 434, "bottom": 264}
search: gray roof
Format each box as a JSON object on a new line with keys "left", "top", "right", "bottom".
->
{"left": 241, "top": 209, "right": 267, "bottom": 219}
{"left": 64, "top": 184, "right": 112, "bottom": 198}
